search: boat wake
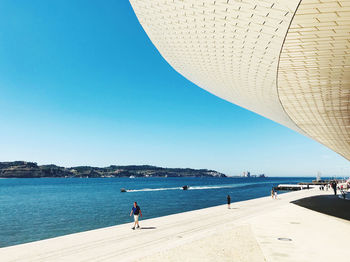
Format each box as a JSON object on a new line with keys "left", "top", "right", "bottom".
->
{"left": 126, "top": 182, "right": 271, "bottom": 192}
{"left": 126, "top": 187, "right": 180, "bottom": 192}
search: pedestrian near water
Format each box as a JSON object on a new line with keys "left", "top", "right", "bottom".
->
{"left": 331, "top": 181, "right": 337, "bottom": 195}
{"left": 271, "top": 188, "right": 274, "bottom": 199}
{"left": 274, "top": 190, "right": 278, "bottom": 199}
{"left": 130, "top": 202, "right": 142, "bottom": 230}
{"left": 227, "top": 195, "right": 231, "bottom": 209}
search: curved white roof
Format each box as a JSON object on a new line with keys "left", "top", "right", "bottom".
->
{"left": 130, "top": 0, "right": 350, "bottom": 160}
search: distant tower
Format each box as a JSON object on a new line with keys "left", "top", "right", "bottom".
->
{"left": 316, "top": 172, "right": 321, "bottom": 181}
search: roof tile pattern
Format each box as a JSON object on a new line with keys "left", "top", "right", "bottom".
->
{"left": 130, "top": 0, "right": 350, "bottom": 160}
{"left": 130, "top": 0, "right": 301, "bottom": 132}
{"left": 278, "top": 0, "right": 350, "bottom": 159}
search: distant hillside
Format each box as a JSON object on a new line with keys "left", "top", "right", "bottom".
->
{"left": 0, "top": 161, "right": 226, "bottom": 178}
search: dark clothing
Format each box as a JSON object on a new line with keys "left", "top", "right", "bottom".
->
{"left": 227, "top": 196, "right": 231, "bottom": 204}
{"left": 132, "top": 205, "right": 140, "bottom": 215}
{"left": 331, "top": 182, "right": 337, "bottom": 195}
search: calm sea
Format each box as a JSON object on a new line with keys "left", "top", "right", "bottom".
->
{"left": 0, "top": 176, "right": 312, "bottom": 247}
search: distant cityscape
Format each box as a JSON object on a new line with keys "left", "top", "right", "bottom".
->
{"left": 233, "top": 171, "right": 266, "bottom": 178}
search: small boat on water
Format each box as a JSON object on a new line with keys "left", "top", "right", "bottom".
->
{"left": 120, "top": 188, "right": 127, "bottom": 193}
{"left": 129, "top": 175, "right": 135, "bottom": 179}
{"left": 182, "top": 185, "right": 189, "bottom": 190}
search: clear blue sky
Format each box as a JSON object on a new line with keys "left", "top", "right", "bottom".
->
{"left": 0, "top": 1, "right": 348, "bottom": 177}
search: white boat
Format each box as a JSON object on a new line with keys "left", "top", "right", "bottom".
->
{"left": 129, "top": 175, "right": 135, "bottom": 179}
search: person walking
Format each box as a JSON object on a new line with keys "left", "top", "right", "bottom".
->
{"left": 271, "top": 188, "right": 274, "bottom": 199}
{"left": 130, "top": 201, "right": 142, "bottom": 230}
{"left": 227, "top": 195, "right": 231, "bottom": 209}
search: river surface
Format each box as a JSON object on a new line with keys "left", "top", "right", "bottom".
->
{"left": 0, "top": 176, "right": 313, "bottom": 247}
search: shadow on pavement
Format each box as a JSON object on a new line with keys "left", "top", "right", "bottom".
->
{"left": 141, "top": 227, "right": 156, "bottom": 230}
{"left": 291, "top": 194, "right": 350, "bottom": 221}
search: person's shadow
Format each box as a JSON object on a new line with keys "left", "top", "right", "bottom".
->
{"left": 140, "top": 227, "right": 156, "bottom": 230}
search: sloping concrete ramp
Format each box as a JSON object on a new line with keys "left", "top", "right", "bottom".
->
{"left": 1, "top": 189, "right": 349, "bottom": 262}
{"left": 140, "top": 225, "right": 265, "bottom": 262}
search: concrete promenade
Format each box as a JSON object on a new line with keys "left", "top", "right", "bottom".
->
{"left": 1, "top": 189, "right": 349, "bottom": 262}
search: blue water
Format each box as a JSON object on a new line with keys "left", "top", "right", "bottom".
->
{"left": 0, "top": 177, "right": 312, "bottom": 247}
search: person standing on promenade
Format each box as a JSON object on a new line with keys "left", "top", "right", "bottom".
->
{"left": 227, "top": 195, "right": 231, "bottom": 209}
{"left": 331, "top": 181, "right": 337, "bottom": 195}
{"left": 271, "top": 188, "right": 274, "bottom": 199}
{"left": 130, "top": 201, "right": 142, "bottom": 230}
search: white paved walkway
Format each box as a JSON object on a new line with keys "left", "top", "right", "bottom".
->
{"left": 1, "top": 189, "right": 348, "bottom": 262}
